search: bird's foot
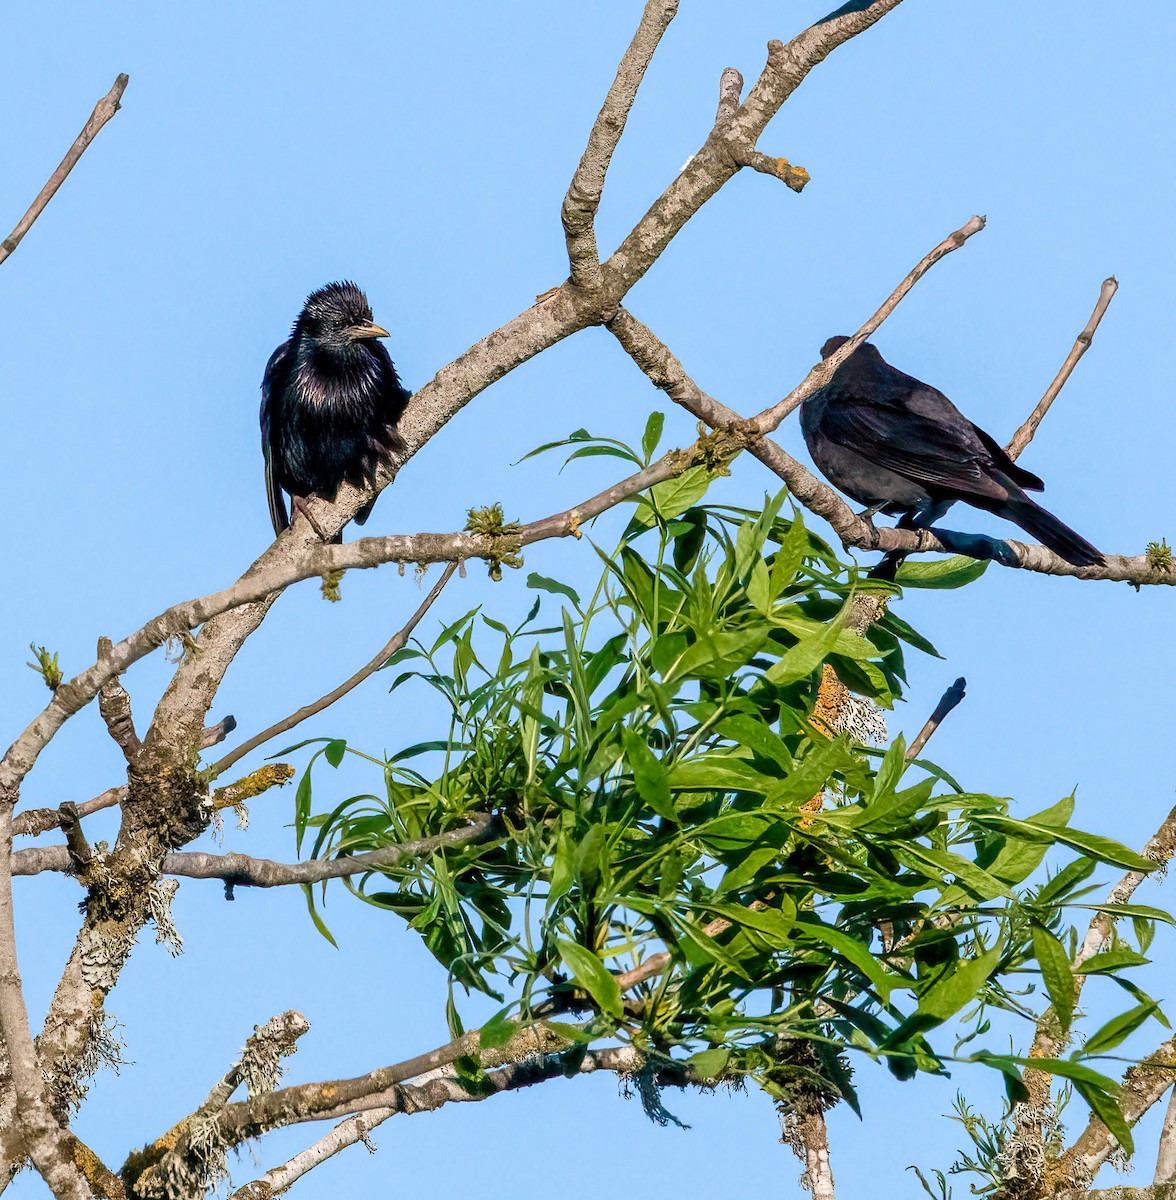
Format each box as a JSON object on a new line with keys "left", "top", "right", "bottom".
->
{"left": 291, "top": 495, "right": 331, "bottom": 542}
{"left": 929, "top": 527, "right": 1020, "bottom": 567}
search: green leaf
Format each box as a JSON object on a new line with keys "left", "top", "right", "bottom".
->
{"left": 917, "top": 942, "right": 1002, "bottom": 1021}
{"left": 795, "top": 916, "right": 901, "bottom": 1002}
{"left": 688, "top": 1048, "right": 731, "bottom": 1081}
{"left": 556, "top": 940, "right": 623, "bottom": 1019}
{"left": 565, "top": 443, "right": 642, "bottom": 467}
{"left": 669, "top": 755, "right": 777, "bottom": 794}
{"left": 898, "top": 844, "right": 1010, "bottom": 902}
{"left": 1075, "top": 948, "right": 1150, "bottom": 975}
{"left": 703, "top": 899, "right": 796, "bottom": 946}
{"left": 1072, "top": 1079, "right": 1133, "bottom": 1156}
{"left": 1028, "top": 1057, "right": 1120, "bottom": 1092}
{"left": 768, "top": 509, "right": 809, "bottom": 597}
{"left": 301, "top": 884, "right": 338, "bottom": 948}
{"left": 641, "top": 411, "right": 665, "bottom": 463}
{"left": 622, "top": 728, "right": 676, "bottom": 821}
{"left": 324, "top": 739, "right": 347, "bottom": 768}
{"left": 526, "top": 573, "right": 582, "bottom": 610}
{"left": 1029, "top": 826, "right": 1155, "bottom": 872}
{"left": 1084, "top": 1001, "right": 1159, "bottom": 1056}
{"left": 766, "top": 599, "right": 851, "bottom": 687}
{"left": 627, "top": 465, "right": 713, "bottom": 533}
{"left": 478, "top": 1008, "right": 520, "bottom": 1050}
{"left": 893, "top": 556, "right": 989, "bottom": 589}
{"left": 294, "top": 769, "right": 313, "bottom": 856}
{"left": 1081, "top": 902, "right": 1175, "bottom": 926}
{"left": 1031, "top": 922, "right": 1075, "bottom": 1033}
{"left": 670, "top": 629, "right": 769, "bottom": 682}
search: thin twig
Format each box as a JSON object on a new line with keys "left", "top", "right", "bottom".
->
{"left": 1006, "top": 276, "right": 1119, "bottom": 460}
{"left": 210, "top": 563, "right": 457, "bottom": 779}
{"left": 905, "top": 678, "right": 966, "bottom": 761}
{"left": 738, "top": 149, "right": 810, "bottom": 192}
{"left": 562, "top": 1, "right": 679, "bottom": 288}
{"left": 756, "top": 215, "right": 987, "bottom": 432}
{"left": 14, "top": 787, "right": 124, "bottom": 839}
{"left": 0, "top": 74, "right": 129, "bottom": 267}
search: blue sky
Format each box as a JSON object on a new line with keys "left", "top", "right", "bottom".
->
{"left": 3, "top": 2, "right": 1174, "bottom": 1196}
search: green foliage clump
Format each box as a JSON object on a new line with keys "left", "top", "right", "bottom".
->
{"left": 289, "top": 418, "right": 1168, "bottom": 1144}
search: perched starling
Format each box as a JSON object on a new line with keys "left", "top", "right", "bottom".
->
{"left": 800, "top": 337, "right": 1104, "bottom": 568}
{"left": 260, "top": 281, "right": 410, "bottom": 539}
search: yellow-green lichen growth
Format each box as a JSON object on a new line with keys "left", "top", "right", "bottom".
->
{"left": 321, "top": 567, "right": 345, "bottom": 602}
{"left": 1146, "top": 538, "right": 1172, "bottom": 571}
{"left": 466, "top": 503, "right": 524, "bottom": 581}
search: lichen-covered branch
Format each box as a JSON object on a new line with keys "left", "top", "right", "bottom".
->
{"left": 12, "top": 815, "right": 499, "bottom": 890}
{"left": 223, "top": 1046, "right": 657, "bottom": 1200}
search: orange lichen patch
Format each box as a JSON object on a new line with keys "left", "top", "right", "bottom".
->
{"left": 798, "top": 792, "right": 824, "bottom": 831}
{"left": 810, "top": 664, "right": 849, "bottom": 739}
{"left": 801, "top": 666, "right": 851, "bottom": 829}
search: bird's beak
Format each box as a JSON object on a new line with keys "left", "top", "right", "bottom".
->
{"left": 347, "top": 321, "right": 390, "bottom": 341}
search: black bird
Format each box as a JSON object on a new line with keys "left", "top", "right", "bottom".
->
{"left": 260, "top": 281, "right": 410, "bottom": 540}
{"left": 799, "top": 337, "right": 1104, "bottom": 568}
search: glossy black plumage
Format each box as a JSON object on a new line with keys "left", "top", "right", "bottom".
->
{"left": 260, "top": 281, "right": 410, "bottom": 538}
{"left": 800, "top": 337, "right": 1104, "bottom": 567}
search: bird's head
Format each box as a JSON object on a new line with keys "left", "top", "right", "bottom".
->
{"left": 296, "top": 281, "right": 390, "bottom": 351}
{"left": 819, "top": 335, "right": 882, "bottom": 364}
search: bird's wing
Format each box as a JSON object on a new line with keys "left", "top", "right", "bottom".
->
{"left": 261, "top": 341, "right": 292, "bottom": 536}
{"left": 816, "top": 385, "right": 1011, "bottom": 502}
{"left": 968, "top": 423, "right": 1045, "bottom": 492}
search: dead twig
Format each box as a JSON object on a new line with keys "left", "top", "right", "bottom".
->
{"left": 0, "top": 74, "right": 129, "bottom": 267}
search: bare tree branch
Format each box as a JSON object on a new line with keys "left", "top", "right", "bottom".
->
{"left": 0, "top": 74, "right": 128, "bottom": 267}
{"left": 1156, "top": 1088, "right": 1176, "bottom": 1186}
{"left": 787, "top": 1109, "right": 836, "bottom": 1200}
{"left": 737, "top": 150, "right": 810, "bottom": 192}
{"left": 95, "top": 646, "right": 141, "bottom": 768}
{"left": 225, "top": 1046, "right": 655, "bottom": 1199}
{"left": 603, "top": 0, "right": 906, "bottom": 296}
{"left": 210, "top": 563, "right": 457, "bottom": 779}
{"left": 12, "top": 788, "right": 125, "bottom": 840}
{"left": 562, "top": 0, "right": 679, "bottom": 288}
{"left": 12, "top": 814, "right": 499, "bottom": 889}
{"left": 1007, "top": 275, "right": 1119, "bottom": 459}
{"left": 1058, "top": 1038, "right": 1176, "bottom": 1188}
{"left": 714, "top": 67, "right": 744, "bottom": 124}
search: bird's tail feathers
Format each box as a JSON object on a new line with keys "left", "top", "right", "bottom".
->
{"left": 1003, "top": 496, "right": 1104, "bottom": 568}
